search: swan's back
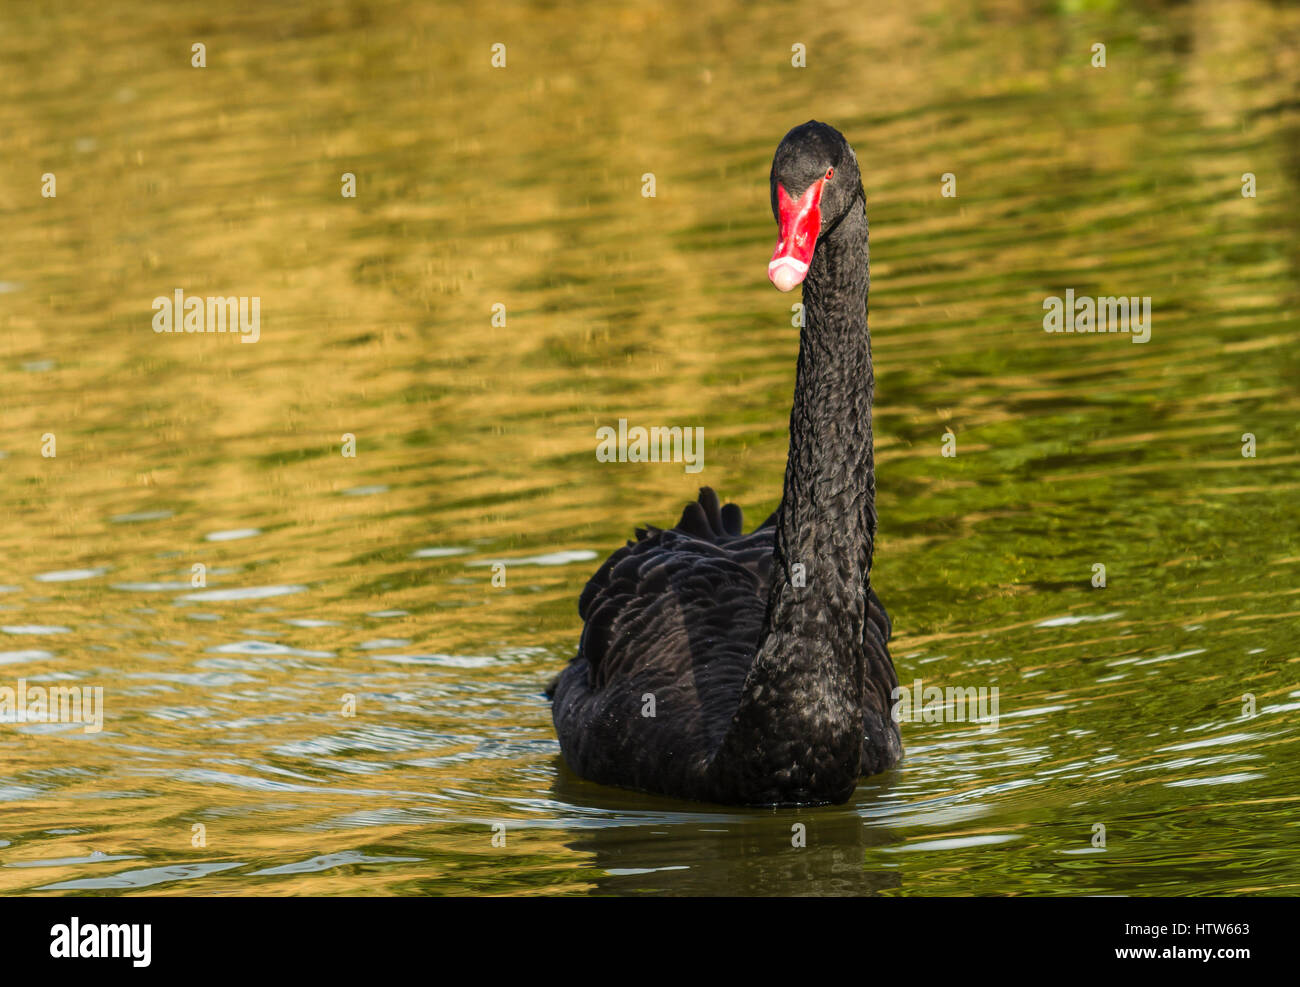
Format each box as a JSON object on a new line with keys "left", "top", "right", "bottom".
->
{"left": 550, "top": 488, "right": 897, "bottom": 801}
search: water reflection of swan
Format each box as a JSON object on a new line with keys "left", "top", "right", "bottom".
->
{"left": 549, "top": 758, "right": 902, "bottom": 894}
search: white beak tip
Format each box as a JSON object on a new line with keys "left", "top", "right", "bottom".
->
{"left": 768, "top": 258, "right": 807, "bottom": 292}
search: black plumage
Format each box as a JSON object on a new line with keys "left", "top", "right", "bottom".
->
{"left": 551, "top": 122, "right": 901, "bottom": 806}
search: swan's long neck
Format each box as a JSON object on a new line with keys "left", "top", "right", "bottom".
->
{"left": 713, "top": 195, "right": 875, "bottom": 805}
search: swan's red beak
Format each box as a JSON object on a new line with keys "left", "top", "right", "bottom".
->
{"left": 769, "top": 179, "right": 824, "bottom": 292}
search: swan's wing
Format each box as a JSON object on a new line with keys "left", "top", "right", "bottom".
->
{"left": 550, "top": 488, "right": 773, "bottom": 792}
{"left": 575, "top": 487, "right": 773, "bottom": 689}
{"left": 861, "top": 585, "right": 901, "bottom": 774}
{"left": 551, "top": 486, "right": 901, "bottom": 784}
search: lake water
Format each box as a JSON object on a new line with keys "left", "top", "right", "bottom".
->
{"left": 1, "top": 0, "right": 1297, "bottom": 895}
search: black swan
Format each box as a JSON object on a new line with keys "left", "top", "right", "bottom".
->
{"left": 550, "top": 121, "right": 900, "bottom": 806}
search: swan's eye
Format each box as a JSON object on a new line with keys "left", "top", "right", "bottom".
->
{"left": 824, "top": 167, "right": 834, "bottom": 181}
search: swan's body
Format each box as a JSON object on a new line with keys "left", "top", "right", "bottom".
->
{"left": 551, "top": 122, "right": 901, "bottom": 806}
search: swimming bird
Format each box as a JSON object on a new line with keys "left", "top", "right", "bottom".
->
{"left": 551, "top": 121, "right": 900, "bottom": 806}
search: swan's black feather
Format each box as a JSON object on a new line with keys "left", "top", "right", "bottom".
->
{"left": 552, "top": 487, "right": 899, "bottom": 799}
{"left": 550, "top": 122, "right": 902, "bottom": 805}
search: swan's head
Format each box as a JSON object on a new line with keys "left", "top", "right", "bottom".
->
{"left": 768, "top": 120, "right": 862, "bottom": 292}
